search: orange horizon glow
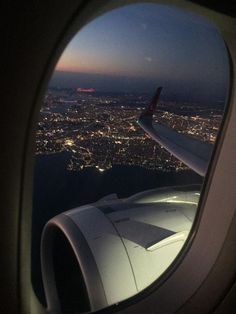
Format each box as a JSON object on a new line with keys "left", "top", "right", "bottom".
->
{"left": 55, "top": 64, "right": 155, "bottom": 79}
{"left": 55, "top": 60, "right": 160, "bottom": 79}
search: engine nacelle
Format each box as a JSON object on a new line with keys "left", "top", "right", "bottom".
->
{"left": 41, "top": 186, "right": 199, "bottom": 313}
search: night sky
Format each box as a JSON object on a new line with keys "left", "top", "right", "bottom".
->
{"left": 51, "top": 3, "right": 229, "bottom": 103}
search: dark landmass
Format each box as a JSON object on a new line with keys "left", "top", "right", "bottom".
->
{"left": 50, "top": 70, "right": 227, "bottom": 105}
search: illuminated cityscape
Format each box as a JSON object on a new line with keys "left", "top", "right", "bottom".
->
{"left": 36, "top": 87, "right": 223, "bottom": 173}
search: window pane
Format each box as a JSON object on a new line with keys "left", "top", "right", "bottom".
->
{"left": 32, "top": 3, "right": 229, "bottom": 313}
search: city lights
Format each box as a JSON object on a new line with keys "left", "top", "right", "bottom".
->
{"left": 36, "top": 88, "right": 222, "bottom": 173}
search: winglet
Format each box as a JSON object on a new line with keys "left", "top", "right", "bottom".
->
{"left": 140, "top": 86, "right": 163, "bottom": 119}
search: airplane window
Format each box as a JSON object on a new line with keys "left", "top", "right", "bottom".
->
{"left": 32, "top": 3, "right": 229, "bottom": 313}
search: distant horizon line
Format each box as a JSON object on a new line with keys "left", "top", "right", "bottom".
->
{"left": 47, "top": 86, "right": 226, "bottom": 106}
{"left": 49, "top": 69, "right": 227, "bottom": 105}
{"left": 48, "top": 86, "right": 153, "bottom": 95}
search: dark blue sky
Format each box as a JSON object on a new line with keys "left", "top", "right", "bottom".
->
{"left": 51, "top": 3, "right": 229, "bottom": 103}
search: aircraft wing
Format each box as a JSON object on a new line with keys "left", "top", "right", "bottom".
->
{"left": 138, "top": 87, "right": 213, "bottom": 177}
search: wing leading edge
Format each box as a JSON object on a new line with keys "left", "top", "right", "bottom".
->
{"left": 138, "top": 87, "right": 213, "bottom": 177}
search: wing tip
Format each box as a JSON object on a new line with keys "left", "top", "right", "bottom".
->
{"left": 139, "top": 86, "right": 163, "bottom": 120}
